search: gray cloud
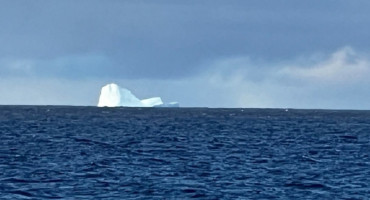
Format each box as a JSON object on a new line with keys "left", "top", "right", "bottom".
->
{"left": 2, "top": 0, "right": 370, "bottom": 79}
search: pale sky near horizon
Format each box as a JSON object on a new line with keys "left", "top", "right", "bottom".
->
{"left": 1, "top": 0, "right": 370, "bottom": 109}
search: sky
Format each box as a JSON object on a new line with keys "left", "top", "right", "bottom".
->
{"left": 1, "top": 0, "right": 370, "bottom": 109}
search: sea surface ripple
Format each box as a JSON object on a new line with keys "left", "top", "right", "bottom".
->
{"left": 0, "top": 106, "right": 369, "bottom": 199}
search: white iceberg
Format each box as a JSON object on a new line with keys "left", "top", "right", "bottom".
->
{"left": 97, "top": 83, "right": 179, "bottom": 107}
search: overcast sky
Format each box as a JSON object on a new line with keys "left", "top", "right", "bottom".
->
{"left": 1, "top": 0, "right": 370, "bottom": 108}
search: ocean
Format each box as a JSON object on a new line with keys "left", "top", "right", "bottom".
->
{"left": 0, "top": 106, "right": 369, "bottom": 199}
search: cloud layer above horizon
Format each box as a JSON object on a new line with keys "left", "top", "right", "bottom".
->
{"left": 1, "top": 1, "right": 370, "bottom": 109}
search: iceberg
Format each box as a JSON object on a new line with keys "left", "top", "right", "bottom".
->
{"left": 97, "top": 83, "right": 179, "bottom": 107}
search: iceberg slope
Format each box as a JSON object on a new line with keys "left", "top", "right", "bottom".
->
{"left": 98, "top": 83, "right": 169, "bottom": 107}
{"left": 141, "top": 97, "right": 163, "bottom": 107}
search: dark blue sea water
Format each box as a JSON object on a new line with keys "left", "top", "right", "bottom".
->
{"left": 0, "top": 106, "right": 369, "bottom": 199}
